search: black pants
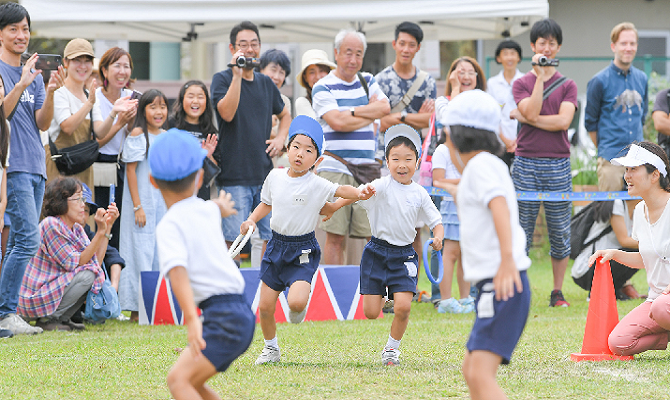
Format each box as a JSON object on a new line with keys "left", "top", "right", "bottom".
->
{"left": 573, "top": 258, "right": 638, "bottom": 292}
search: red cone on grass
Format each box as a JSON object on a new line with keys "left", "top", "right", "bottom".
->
{"left": 571, "top": 258, "right": 633, "bottom": 361}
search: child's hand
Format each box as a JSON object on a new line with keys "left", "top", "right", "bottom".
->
{"left": 185, "top": 315, "right": 206, "bottom": 358}
{"left": 213, "top": 190, "right": 237, "bottom": 218}
{"left": 493, "top": 258, "right": 522, "bottom": 301}
{"left": 319, "top": 201, "right": 338, "bottom": 222}
{"left": 240, "top": 219, "right": 256, "bottom": 236}
{"left": 430, "top": 236, "right": 443, "bottom": 251}
{"left": 358, "top": 184, "right": 376, "bottom": 200}
{"left": 134, "top": 207, "right": 146, "bottom": 228}
{"left": 202, "top": 134, "right": 218, "bottom": 158}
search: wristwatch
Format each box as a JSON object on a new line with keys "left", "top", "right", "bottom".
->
{"left": 400, "top": 110, "right": 408, "bottom": 123}
{"left": 350, "top": 107, "right": 355, "bottom": 117}
{"left": 104, "top": 233, "right": 112, "bottom": 241}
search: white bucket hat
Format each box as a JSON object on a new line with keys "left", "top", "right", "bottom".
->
{"left": 297, "top": 49, "right": 336, "bottom": 89}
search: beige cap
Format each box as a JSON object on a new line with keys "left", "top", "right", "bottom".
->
{"left": 296, "top": 49, "right": 336, "bottom": 89}
{"left": 63, "top": 38, "right": 94, "bottom": 60}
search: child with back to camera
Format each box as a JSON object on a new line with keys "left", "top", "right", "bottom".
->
{"left": 149, "top": 129, "right": 255, "bottom": 400}
{"left": 242, "top": 115, "right": 375, "bottom": 365}
{"left": 329, "top": 124, "right": 444, "bottom": 366}
{"left": 442, "top": 90, "right": 531, "bottom": 400}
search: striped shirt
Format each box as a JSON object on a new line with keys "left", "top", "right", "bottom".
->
{"left": 312, "top": 71, "right": 388, "bottom": 175}
{"left": 18, "top": 216, "right": 104, "bottom": 318}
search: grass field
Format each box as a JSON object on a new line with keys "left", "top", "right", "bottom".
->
{"left": 1, "top": 247, "right": 668, "bottom": 400}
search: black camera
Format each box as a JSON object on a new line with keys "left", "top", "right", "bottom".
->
{"left": 533, "top": 55, "right": 559, "bottom": 67}
{"left": 228, "top": 56, "right": 260, "bottom": 69}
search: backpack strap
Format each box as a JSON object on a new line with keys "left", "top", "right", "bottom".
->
{"left": 357, "top": 72, "right": 369, "bottom": 100}
{"left": 542, "top": 76, "right": 567, "bottom": 101}
{"left": 390, "top": 70, "right": 428, "bottom": 113}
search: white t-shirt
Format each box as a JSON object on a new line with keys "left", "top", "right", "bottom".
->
{"left": 261, "top": 168, "right": 338, "bottom": 236}
{"left": 632, "top": 199, "right": 670, "bottom": 302}
{"left": 487, "top": 69, "right": 524, "bottom": 140}
{"left": 47, "top": 87, "right": 103, "bottom": 142}
{"left": 358, "top": 175, "right": 441, "bottom": 246}
{"left": 431, "top": 144, "right": 461, "bottom": 180}
{"left": 458, "top": 152, "right": 530, "bottom": 282}
{"left": 97, "top": 87, "right": 133, "bottom": 155}
{"left": 295, "top": 96, "right": 316, "bottom": 119}
{"left": 156, "top": 196, "right": 244, "bottom": 304}
{"left": 572, "top": 200, "right": 631, "bottom": 279}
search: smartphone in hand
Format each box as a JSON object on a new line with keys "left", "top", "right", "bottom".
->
{"left": 20, "top": 53, "right": 62, "bottom": 70}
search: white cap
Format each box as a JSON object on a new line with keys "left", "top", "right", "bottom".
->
{"left": 612, "top": 144, "right": 667, "bottom": 177}
{"left": 441, "top": 89, "right": 501, "bottom": 133}
{"left": 384, "top": 124, "right": 422, "bottom": 157}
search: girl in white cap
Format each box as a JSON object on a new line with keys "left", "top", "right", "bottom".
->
{"left": 590, "top": 141, "right": 670, "bottom": 357}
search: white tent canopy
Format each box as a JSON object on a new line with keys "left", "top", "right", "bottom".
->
{"left": 21, "top": 0, "right": 548, "bottom": 43}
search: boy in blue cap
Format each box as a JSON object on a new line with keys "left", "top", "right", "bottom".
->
{"left": 148, "top": 128, "right": 255, "bottom": 400}
{"left": 242, "top": 115, "right": 375, "bottom": 365}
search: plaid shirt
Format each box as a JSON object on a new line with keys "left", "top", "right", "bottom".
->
{"left": 18, "top": 216, "right": 104, "bottom": 318}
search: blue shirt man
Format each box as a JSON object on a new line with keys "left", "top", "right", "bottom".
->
{"left": 586, "top": 22, "right": 648, "bottom": 191}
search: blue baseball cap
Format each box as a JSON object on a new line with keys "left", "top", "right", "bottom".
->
{"left": 149, "top": 128, "right": 207, "bottom": 181}
{"left": 80, "top": 182, "right": 98, "bottom": 214}
{"left": 289, "top": 115, "right": 323, "bottom": 156}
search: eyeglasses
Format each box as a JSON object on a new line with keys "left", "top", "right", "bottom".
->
{"left": 236, "top": 41, "right": 260, "bottom": 50}
{"left": 458, "top": 71, "right": 478, "bottom": 78}
{"left": 68, "top": 196, "right": 85, "bottom": 204}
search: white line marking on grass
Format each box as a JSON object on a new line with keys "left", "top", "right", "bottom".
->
{"left": 592, "top": 367, "right": 649, "bottom": 383}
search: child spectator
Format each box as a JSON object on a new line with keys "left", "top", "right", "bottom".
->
{"left": 442, "top": 90, "right": 531, "bottom": 400}
{"left": 148, "top": 129, "right": 254, "bottom": 400}
{"left": 242, "top": 115, "right": 374, "bottom": 365}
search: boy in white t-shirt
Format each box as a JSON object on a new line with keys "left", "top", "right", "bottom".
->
{"left": 331, "top": 124, "right": 443, "bottom": 366}
{"left": 442, "top": 90, "right": 531, "bottom": 400}
{"left": 241, "top": 115, "right": 375, "bottom": 365}
{"left": 148, "top": 130, "right": 255, "bottom": 400}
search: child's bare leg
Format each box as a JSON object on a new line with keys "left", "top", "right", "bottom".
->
{"left": 462, "top": 350, "right": 507, "bottom": 400}
{"left": 455, "top": 254, "right": 470, "bottom": 300}
{"left": 363, "top": 294, "right": 384, "bottom": 319}
{"left": 167, "top": 346, "right": 220, "bottom": 400}
{"left": 258, "top": 282, "right": 281, "bottom": 340}
{"left": 439, "top": 240, "right": 459, "bottom": 299}
{"left": 390, "top": 292, "right": 413, "bottom": 340}
{"left": 286, "top": 281, "right": 311, "bottom": 312}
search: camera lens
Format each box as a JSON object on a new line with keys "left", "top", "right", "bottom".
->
{"left": 236, "top": 56, "right": 246, "bottom": 68}
{"left": 538, "top": 55, "right": 548, "bottom": 65}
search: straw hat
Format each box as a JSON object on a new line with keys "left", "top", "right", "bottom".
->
{"left": 296, "top": 49, "right": 336, "bottom": 89}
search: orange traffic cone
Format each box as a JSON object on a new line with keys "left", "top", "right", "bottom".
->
{"left": 571, "top": 258, "right": 634, "bottom": 361}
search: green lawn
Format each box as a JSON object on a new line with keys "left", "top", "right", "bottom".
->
{"left": 1, "top": 249, "right": 666, "bottom": 400}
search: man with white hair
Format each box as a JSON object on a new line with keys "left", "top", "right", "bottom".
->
{"left": 313, "top": 29, "right": 390, "bottom": 264}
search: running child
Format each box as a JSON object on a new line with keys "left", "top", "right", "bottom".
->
{"left": 168, "top": 80, "right": 219, "bottom": 200}
{"left": 241, "top": 115, "right": 375, "bottom": 365}
{"left": 332, "top": 124, "right": 443, "bottom": 366}
{"left": 442, "top": 90, "right": 531, "bottom": 400}
{"left": 117, "top": 90, "right": 168, "bottom": 320}
{"left": 148, "top": 129, "right": 254, "bottom": 400}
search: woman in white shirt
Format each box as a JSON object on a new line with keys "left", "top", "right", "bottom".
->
{"left": 45, "top": 39, "right": 134, "bottom": 195}
{"left": 590, "top": 142, "right": 670, "bottom": 356}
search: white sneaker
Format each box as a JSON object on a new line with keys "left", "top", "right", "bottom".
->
{"left": 288, "top": 308, "right": 306, "bottom": 324}
{"left": 255, "top": 345, "right": 281, "bottom": 365}
{"left": 116, "top": 313, "right": 130, "bottom": 321}
{"left": 0, "top": 314, "right": 43, "bottom": 335}
{"left": 381, "top": 347, "right": 400, "bottom": 366}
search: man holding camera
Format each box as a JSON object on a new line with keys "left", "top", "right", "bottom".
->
{"left": 510, "top": 18, "right": 578, "bottom": 307}
{"left": 586, "top": 22, "right": 648, "bottom": 192}
{"left": 211, "top": 20, "right": 290, "bottom": 257}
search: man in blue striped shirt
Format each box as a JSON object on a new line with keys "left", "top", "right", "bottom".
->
{"left": 313, "top": 29, "right": 390, "bottom": 264}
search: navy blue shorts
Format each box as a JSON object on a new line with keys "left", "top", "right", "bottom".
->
{"left": 260, "top": 231, "right": 320, "bottom": 292}
{"left": 199, "top": 294, "right": 255, "bottom": 372}
{"left": 466, "top": 271, "right": 531, "bottom": 365}
{"left": 360, "top": 237, "right": 418, "bottom": 298}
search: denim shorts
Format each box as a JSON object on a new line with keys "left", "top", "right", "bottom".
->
{"left": 466, "top": 271, "right": 531, "bottom": 364}
{"left": 260, "top": 231, "right": 320, "bottom": 292}
{"left": 199, "top": 294, "right": 255, "bottom": 372}
{"left": 219, "top": 184, "right": 272, "bottom": 242}
{"left": 360, "top": 237, "right": 418, "bottom": 298}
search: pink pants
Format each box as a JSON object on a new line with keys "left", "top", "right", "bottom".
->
{"left": 608, "top": 293, "right": 670, "bottom": 356}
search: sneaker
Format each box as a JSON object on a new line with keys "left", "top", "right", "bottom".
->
{"left": 0, "top": 329, "right": 12, "bottom": 338}
{"left": 35, "top": 318, "right": 71, "bottom": 332}
{"left": 381, "top": 347, "right": 400, "bottom": 366}
{"left": 0, "top": 314, "right": 43, "bottom": 335}
{"left": 412, "top": 291, "right": 431, "bottom": 303}
{"left": 437, "top": 298, "right": 465, "bottom": 314}
{"left": 382, "top": 299, "right": 394, "bottom": 314}
{"left": 255, "top": 345, "right": 281, "bottom": 365}
{"left": 288, "top": 308, "right": 306, "bottom": 324}
{"left": 116, "top": 313, "right": 130, "bottom": 321}
{"left": 549, "top": 290, "right": 570, "bottom": 307}
{"left": 63, "top": 319, "right": 86, "bottom": 331}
